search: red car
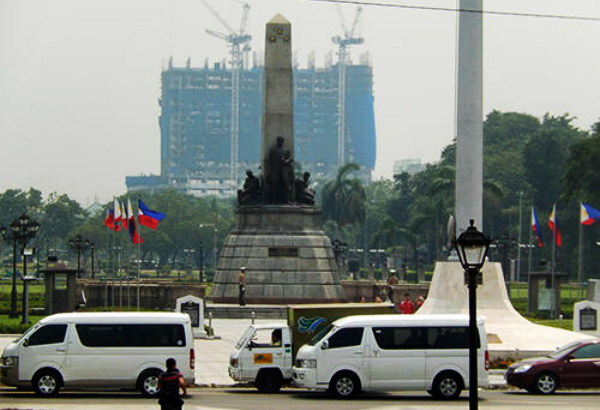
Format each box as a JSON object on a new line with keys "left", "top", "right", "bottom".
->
{"left": 505, "top": 339, "right": 600, "bottom": 394}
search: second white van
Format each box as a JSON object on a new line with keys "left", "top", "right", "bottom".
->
{"left": 0, "top": 312, "right": 195, "bottom": 396}
{"left": 293, "top": 314, "right": 489, "bottom": 399}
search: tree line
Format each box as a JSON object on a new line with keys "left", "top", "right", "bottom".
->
{"left": 1, "top": 110, "right": 599, "bottom": 280}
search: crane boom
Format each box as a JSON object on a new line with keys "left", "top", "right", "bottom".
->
{"left": 199, "top": 0, "right": 235, "bottom": 34}
{"left": 332, "top": 6, "right": 364, "bottom": 167}
{"left": 199, "top": 0, "right": 252, "bottom": 194}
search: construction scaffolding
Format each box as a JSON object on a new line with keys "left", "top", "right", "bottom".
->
{"left": 127, "top": 59, "right": 376, "bottom": 198}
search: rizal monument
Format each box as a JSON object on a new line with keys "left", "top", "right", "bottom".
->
{"left": 209, "top": 14, "right": 346, "bottom": 304}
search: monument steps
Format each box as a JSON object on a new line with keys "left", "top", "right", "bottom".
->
{"left": 205, "top": 304, "right": 287, "bottom": 320}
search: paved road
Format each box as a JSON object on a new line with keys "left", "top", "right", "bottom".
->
{"left": 1, "top": 388, "right": 600, "bottom": 410}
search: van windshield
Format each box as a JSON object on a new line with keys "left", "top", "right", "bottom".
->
{"left": 235, "top": 326, "right": 255, "bottom": 349}
{"left": 308, "top": 324, "right": 335, "bottom": 346}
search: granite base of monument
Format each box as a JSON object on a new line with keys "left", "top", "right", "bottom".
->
{"left": 209, "top": 205, "right": 346, "bottom": 304}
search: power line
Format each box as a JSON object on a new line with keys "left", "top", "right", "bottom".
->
{"left": 305, "top": 0, "right": 600, "bottom": 22}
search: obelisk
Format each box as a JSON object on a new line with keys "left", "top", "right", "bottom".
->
{"left": 209, "top": 15, "right": 346, "bottom": 304}
{"left": 262, "top": 14, "right": 294, "bottom": 173}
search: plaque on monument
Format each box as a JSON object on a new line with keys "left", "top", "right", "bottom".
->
{"left": 181, "top": 301, "right": 200, "bottom": 327}
{"left": 269, "top": 247, "right": 299, "bottom": 258}
{"left": 580, "top": 307, "right": 597, "bottom": 331}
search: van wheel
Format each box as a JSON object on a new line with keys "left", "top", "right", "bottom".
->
{"left": 328, "top": 371, "right": 361, "bottom": 399}
{"left": 255, "top": 369, "right": 283, "bottom": 393}
{"left": 431, "top": 371, "right": 463, "bottom": 400}
{"left": 533, "top": 372, "right": 557, "bottom": 394}
{"left": 138, "top": 368, "right": 162, "bottom": 397}
{"left": 32, "top": 369, "right": 62, "bottom": 397}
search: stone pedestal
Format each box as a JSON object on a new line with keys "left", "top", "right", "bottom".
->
{"left": 209, "top": 205, "right": 346, "bottom": 304}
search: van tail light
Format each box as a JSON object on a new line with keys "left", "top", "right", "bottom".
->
{"left": 190, "top": 348, "right": 195, "bottom": 370}
{"left": 484, "top": 350, "right": 489, "bottom": 371}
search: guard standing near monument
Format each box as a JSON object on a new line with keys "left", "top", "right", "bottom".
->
{"left": 238, "top": 267, "right": 247, "bottom": 306}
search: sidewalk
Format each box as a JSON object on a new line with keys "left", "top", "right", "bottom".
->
{"left": 1, "top": 318, "right": 508, "bottom": 389}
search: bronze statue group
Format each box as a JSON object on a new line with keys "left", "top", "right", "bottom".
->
{"left": 237, "top": 136, "right": 315, "bottom": 206}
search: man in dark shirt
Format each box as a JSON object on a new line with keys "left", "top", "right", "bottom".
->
{"left": 157, "top": 357, "right": 187, "bottom": 410}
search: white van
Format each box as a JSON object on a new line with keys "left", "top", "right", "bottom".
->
{"left": 0, "top": 312, "right": 195, "bottom": 396}
{"left": 293, "top": 314, "right": 489, "bottom": 399}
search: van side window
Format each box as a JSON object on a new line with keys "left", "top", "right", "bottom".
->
{"left": 76, "top": 324, "right": 186, "bottom": 347}
{"left": 372, "top": 327, "right": 425, "bottom": 349}
{"left": 28, "top": 324, "right": 67, "bottom": 346}
{"left": 427, "top": 327, "right": 478, "bottom": 349}
{"left": 327, "top": 327, "right": 364, "bottom": 348}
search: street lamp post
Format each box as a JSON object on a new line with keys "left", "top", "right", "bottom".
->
{"left": 1, "top": 214, "right": 40, "bottom": 319}
{"left": 90, "top": 242, "right": 96, "bottom": 279}
{"left": 69, "top": 234, "right": 90, "bottom": 279}
{"left": 198, "top": 242, "right": 204, "bottom": 282}
{"left": 454, "top": 219, "right": 491, "bottom": 410}
{"left": 199, "top": 224, "right": 219, "bottom": 270}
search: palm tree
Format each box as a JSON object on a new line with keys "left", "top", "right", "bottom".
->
{"left": 321, "top": 163, "right": 366, "bottom": 238}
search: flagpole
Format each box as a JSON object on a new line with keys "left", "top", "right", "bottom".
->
{"left": 551, "top": 205, "right": 557, "bottom": 318}
{"left": 578, "top": 203, "right": 584, "bottom": 283}
{"left": 137, "top": 242, "right": 141, "bottom": 311}
{"left": 105, "top": 219, "right": 110, "bottom": 311}
{"left": 527, "top": 212, "right": 533, "bottom": 315}
{"left": 125, "top": 199, "right": 131, "bottom": 310}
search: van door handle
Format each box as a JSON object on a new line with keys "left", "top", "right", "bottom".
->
{"left": 353, "top": 351, "right": 363, "bottom": 356}
{"left": 56, "top": 348, "right": 66, "bottom": 352}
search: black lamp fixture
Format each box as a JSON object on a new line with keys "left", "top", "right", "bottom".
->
{"left": 69, "top": 234, "right": 90, "bottom": 278}
{"left": 455, "top": 219, "right": 490, "bottom": 272}
{"left": 2, "top": 214, "right": 40, "bottom": 319}
{"left": 454, "top": 219, "right": 491, "bottom": 410}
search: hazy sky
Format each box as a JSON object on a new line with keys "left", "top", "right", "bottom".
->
{"left": 1, "top": 0, "right": 599, "bottom": 205}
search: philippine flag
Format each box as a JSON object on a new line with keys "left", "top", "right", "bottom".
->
{"left": 127, "top": 199, "right": 143, "bottom": 244}
{"left": 114, "top": 198, "right": 122, "bottom": 226}
{"left": 548, "top": 203, "right": 562, "bottom": 247}
{"left": 581, "top": 202, "right": 600, "bottom": 226}
{"left": 531, "top": 206, "right": 543, "bottom": 247}
{"left": 104, "top": 208, "right": 116, "bottom": 231}
{"left": 121, "top": 200, "right": 129, "bottom": 231}
{"left": 137, "top": 199, "right": 166, "bottom": 230}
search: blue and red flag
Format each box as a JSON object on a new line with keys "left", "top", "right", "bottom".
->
{"left": 548, "top": 203, "right": 562, "bottom": 247}
{"left": 137, "top": 199, "right": 166, "bottom": 230}
{"left": 531, "top": 206, "right": 543, "bottom": 247}
{"left": 581, "top": 202, "right": 600, "bottom": 226}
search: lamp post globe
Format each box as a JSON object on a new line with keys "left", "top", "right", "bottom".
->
{"left": 453, "top": 219, "right": 490, "bottom": 410}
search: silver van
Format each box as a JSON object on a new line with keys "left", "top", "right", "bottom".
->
{"left": 0, "top": 312, "right": 195, "bottom": 396}
{"left": 293, "top": 314, "right": 489, "bottom": 399}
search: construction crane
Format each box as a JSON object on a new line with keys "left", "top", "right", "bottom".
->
{"left": 332, "top": 6, "right": 363, "bottom": 167}
{"left": 200, "top": 0, "right": 251, "bottom": 193}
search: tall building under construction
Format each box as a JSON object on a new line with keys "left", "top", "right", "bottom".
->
{"left": 126, "top": 59, "right": 376, "bottom": 197}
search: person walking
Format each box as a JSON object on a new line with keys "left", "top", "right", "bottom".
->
{"left": 157, "top": 357, "right": 187, "bottom": 410}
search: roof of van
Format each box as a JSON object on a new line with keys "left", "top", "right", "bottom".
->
{"left": 38, "top": 312, "right": 191, "bottom": 325}
{"left": 331, "top": 314, "right": 485, "bottom": 327}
